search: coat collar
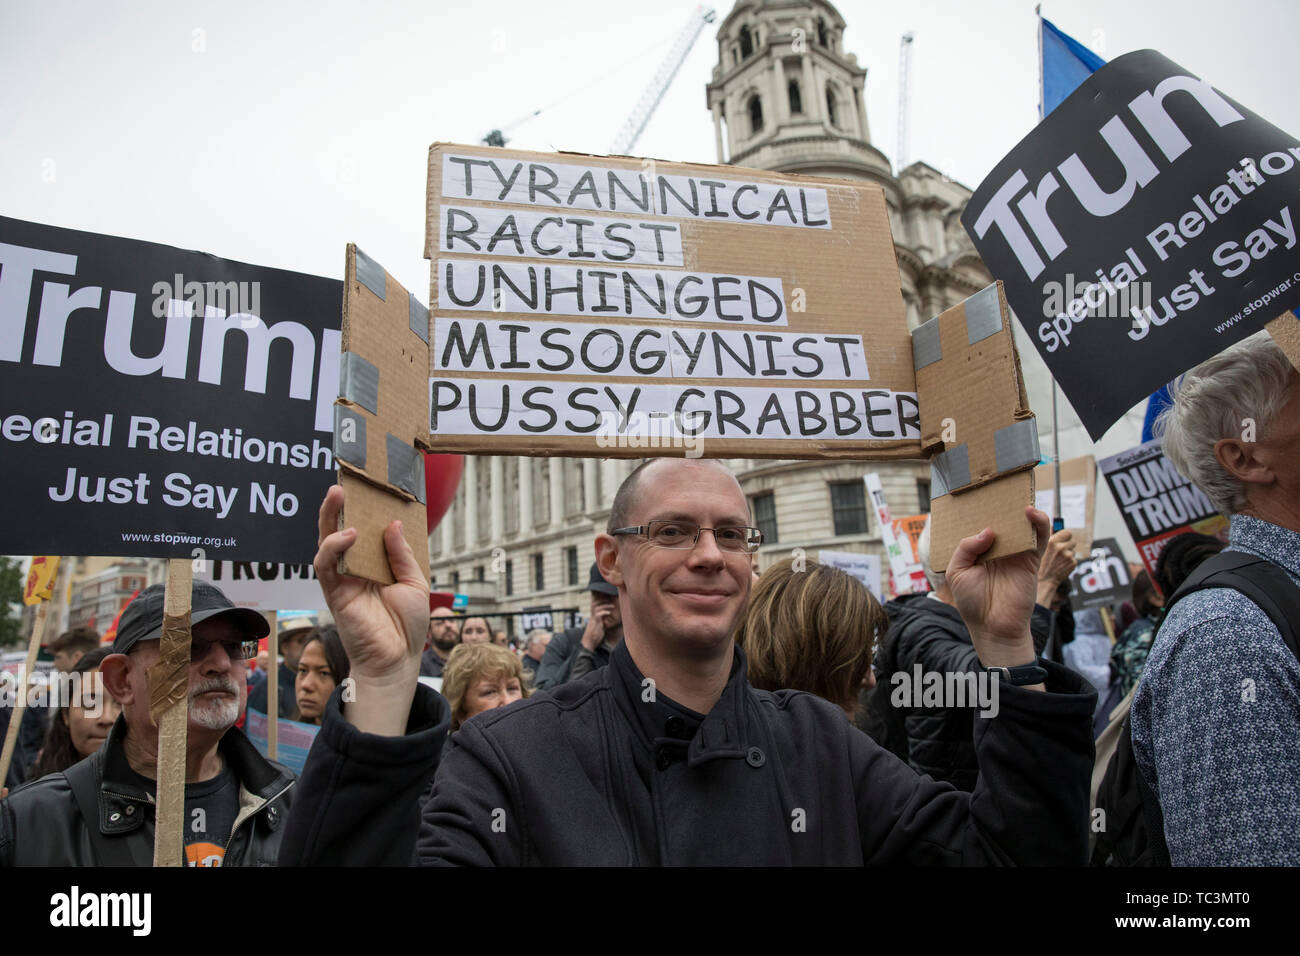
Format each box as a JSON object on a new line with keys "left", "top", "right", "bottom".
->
{"left": 607, "top": 640, "right": 756, "bottom": 767}
{"left": 93, "top": 714, "right": 293, "bottom": 836}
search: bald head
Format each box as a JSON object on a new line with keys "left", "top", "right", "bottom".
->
{"left": 607, "top": 458, "right": 744, "bottom": 532}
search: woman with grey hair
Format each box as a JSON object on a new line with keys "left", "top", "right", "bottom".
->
{"left": 1131, "top": 329, "right": 1300, "bottom": 865}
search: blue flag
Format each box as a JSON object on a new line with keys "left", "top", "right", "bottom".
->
{"left": 1040, "top": 16, "right": 1106, "bottom": 116}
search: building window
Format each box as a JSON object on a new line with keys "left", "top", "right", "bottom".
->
{"left": 505, "top": 559, "right": 514, "bottom": 597}
{"left": 787, "top": 80, "right": 802, "bottom": 115}
{"left": 566, "top": 546, "right": 579, "bottom": 586}
{"left": 825, "top": 85, "right": 839, "bottom": 127}
{"left": 474, "top": 565, "right": 485, "bottom": 582}
{"left": 532, "top": 553, "right": 544, "bottom": 591}
{"left": 739, "top": 25, "right": 754, "bottom": 59}
{"left": 917, "top": 479, "right": 932, "bottom": 514}
{"left": 451, "top": 571, "right": 460, "bottom": 591}
{"left": 748, "top": 94, "right": 763, "bottom": 135}
{"left": 752, "top": 492, "right": 778, "bottom": 544}
{"left": 817, "top": 17, "right": 828, "bottom": 47}
{"left": 430, "top": 575, "right": 437, "bottom": 588}
{"left": 830, "top": 481, "right": 868, "bottom": 535}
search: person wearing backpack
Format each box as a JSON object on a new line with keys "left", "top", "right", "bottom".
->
{"left": 1126, "top": 332, "right": 1300, "bottom": 866}
{"left": 1090, "top": 533, "right": 1225, "bottom": 863}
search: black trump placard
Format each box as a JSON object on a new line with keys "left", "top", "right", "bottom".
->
{"left": 962, "top": 50, "right": 1300, "bottom": 441}
{"left": 0, "top": 216, "right": 340, "bottom": 562}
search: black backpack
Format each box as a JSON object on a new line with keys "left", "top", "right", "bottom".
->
{"left": 1090, "top": 551, "right": 1300, "bottom": 866}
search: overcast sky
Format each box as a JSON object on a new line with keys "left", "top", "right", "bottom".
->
{"left": 2, "top": 0, "right": 1296, "bottom": 299}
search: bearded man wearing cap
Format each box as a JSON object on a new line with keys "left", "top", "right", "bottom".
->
{"left": 532, "top": 563, "right": 623, "bottom": 689}
{"left": 0, "top": 582, "right": 294, "bottom": 866}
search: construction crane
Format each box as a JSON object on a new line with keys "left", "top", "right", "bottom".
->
{"left": 482, "top": 108, "right": 544, "bottom": 148}
{"left": 608, "top": 5, "right": 716, "bottom": 155}
{"left": 896, "top": 31, "right": 915, "bottom": 171}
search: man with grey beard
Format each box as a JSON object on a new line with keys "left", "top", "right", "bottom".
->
{"left": 0, "top": 582, "right": 295, "bottom": 866}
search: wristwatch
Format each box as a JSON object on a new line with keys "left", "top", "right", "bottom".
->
{"left": 986, "top": 659, "right": 1049, "bottom": 686}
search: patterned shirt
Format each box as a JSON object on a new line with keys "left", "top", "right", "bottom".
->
{"left": 1131, "top": 514, "right": 1300, "bottom": 865}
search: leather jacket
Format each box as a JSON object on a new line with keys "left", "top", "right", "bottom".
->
{"left": 0, "top": 714, "right": 294, "bottom": 866}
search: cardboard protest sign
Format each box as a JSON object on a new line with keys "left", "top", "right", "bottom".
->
{"left": 335, "top": 148, "right": 1038, "bottom": 585}
{"left": 1098, "top": 438, "right": 1229, "bottom": 588}
{"left": 1032, "top": 454, "right": 1097, "bottom": 554}
{"left": 195, "top": 560, "right": 328, "bottom": 611}
{"left": 911, "top": 283, "right": 1038, "bottom": 570}
{"left": 0, "top": 216, "right": 341, "bottom": 563}
{"left": 962, "top": 50, "right": 1300, "bottom": 441}
{"left": 1068, "top": 537, "right": 1133, "bottom": 609}
{"left": 333, "top": 246, "right": 431, "bottom": 584}
{"left": 423, "top": 143, "right": 923, "bottom": 459}
{"left": 817, "top": 549, "right": 883, "bottom": 600}
{"left": 1268, "top": 311, "right": 1300, "bottom": 369}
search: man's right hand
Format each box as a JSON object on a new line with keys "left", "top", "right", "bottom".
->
{"left": 580, "top": 604, "right": 611, "bottom": 651}
{"left": 313, "top": 485, "right": 427, "bottom": 736}
{"left": 1036, "top": 529, "right": 1077, "bottom": 607}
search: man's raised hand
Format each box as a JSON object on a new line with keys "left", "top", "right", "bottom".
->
{"left": 313, "top": 484, "right": 427, "bottom": 735}
{"left": 946, "top": 506, "right": 1051, "bottom": 677}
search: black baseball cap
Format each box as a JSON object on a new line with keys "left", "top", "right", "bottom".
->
{"left": 112, "top": 582, "right": 270, "bottom": 655}
{"left": 587, "top": 563, "right": 618, "bottom": 597}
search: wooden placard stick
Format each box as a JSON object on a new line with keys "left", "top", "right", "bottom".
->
{"left": 1100, "top": 606, "right": 1116, "bottom": 644}
{"left": 0, "top": 603, "right": 49, "bottom": 788}
{"left": 149, "top": 559, "right": 193, "bottom": 867}
{"left": 264, "top": 610, "right": 278, "bottom": 760}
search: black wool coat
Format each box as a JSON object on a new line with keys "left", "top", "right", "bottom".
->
{"left": 280, "top": 640, "right": 1094, "bottom": 866}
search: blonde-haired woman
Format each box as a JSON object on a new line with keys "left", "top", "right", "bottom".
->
{"left": 735, "top": 557, "right": 885, "bottom": 719}
{"left": 441, "top": 643, "right": 532, "bottom": 732}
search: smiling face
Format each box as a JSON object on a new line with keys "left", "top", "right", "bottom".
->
{"left": 599, "top": 459, "right": 753, "bottom": 657}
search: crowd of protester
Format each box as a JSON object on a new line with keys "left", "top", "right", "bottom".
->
{"left": 1, "top": 330, "right": 1296, "bottom": 866}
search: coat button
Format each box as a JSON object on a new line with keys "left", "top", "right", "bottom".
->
{"left": 655, "top": 748, "right": 673, "bottom": 771}
{"left": 746, "top": 747, "right": 766, "bottom": 768}
{"left": 665, "top": 716, "right": 686, "bottom": 738}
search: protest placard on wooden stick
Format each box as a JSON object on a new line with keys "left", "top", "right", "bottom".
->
{"left": 149, "top": 559, "right": 192, "bottom": 867}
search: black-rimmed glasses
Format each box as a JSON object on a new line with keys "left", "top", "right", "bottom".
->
{"left": 611, "top": 520, "right": 763, "bottom": 553}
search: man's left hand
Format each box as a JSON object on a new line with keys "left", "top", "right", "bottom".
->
{"left": 946, "top": 506, "right": 1051, "bottom": 679}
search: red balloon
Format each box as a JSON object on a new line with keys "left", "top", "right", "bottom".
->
{"left": 425, "top": 453, "right": 465, "bottom": 533}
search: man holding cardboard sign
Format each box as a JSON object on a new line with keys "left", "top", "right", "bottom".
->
{"left": 280, "top": 464, "right": 1095, "bottom": 866}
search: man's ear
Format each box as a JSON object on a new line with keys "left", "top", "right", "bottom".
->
{"left": 595, "top": 533, "right": 623, "bottom": 588}
{"left": 99, "top": 654, "right": 133, "bottom": 707}
{"left": 1213, "top": 436, "right": 1274, "bottom": 488}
